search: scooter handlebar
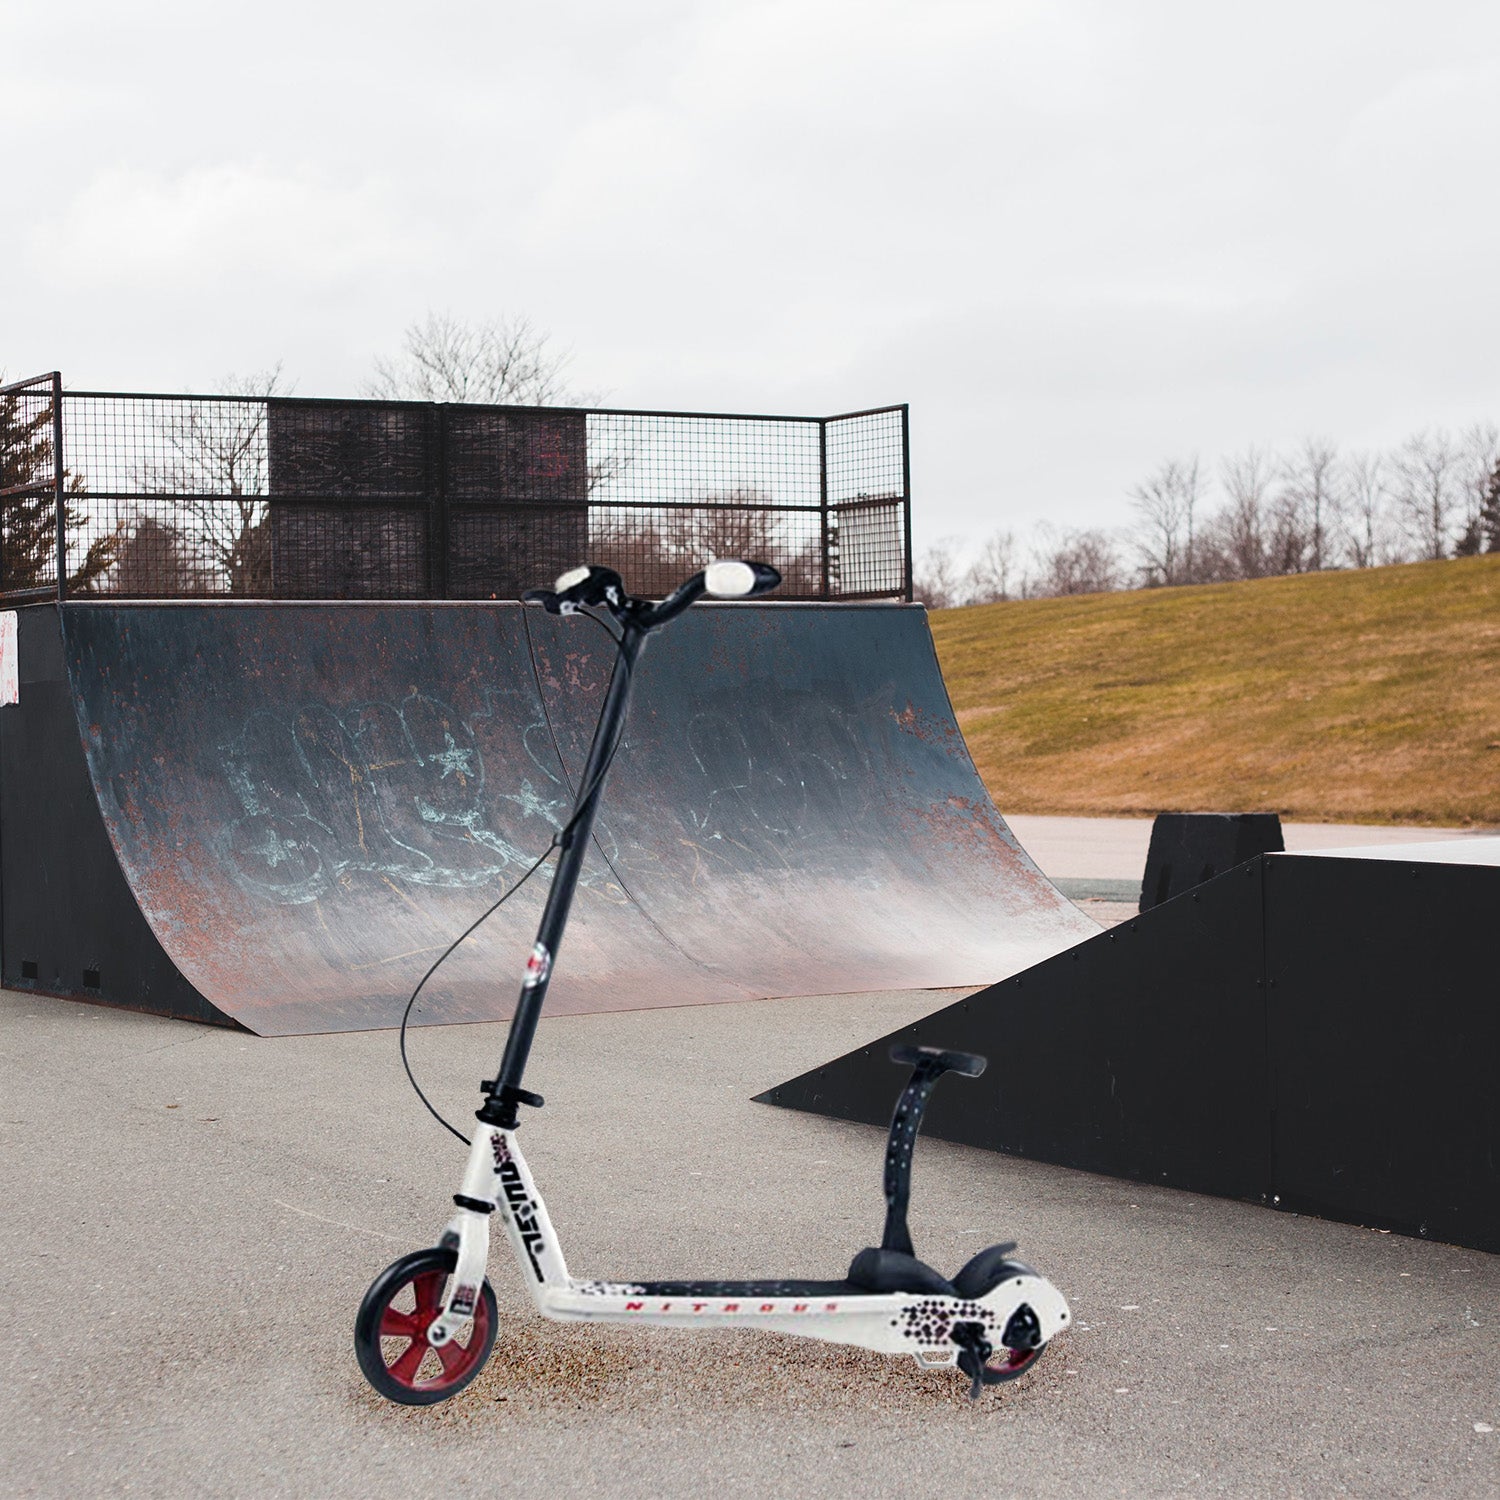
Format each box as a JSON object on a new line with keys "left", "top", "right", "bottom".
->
{"left": 522, "top": 565, "right": 626, "bottom": 616}
{"left": 523, "top": 560, "right": 781, "bottom": 625}
{"left": 704, "top": 559, "right": 781, "bottom": 599}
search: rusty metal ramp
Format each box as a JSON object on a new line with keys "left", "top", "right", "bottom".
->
{"left": 3, "top": 601, "right": 1095, "bottom": 1034}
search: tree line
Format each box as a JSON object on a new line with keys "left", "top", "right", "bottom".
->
{"left": 915, "top": 425, "right": 1500, "bottom": 608}
{"left": 15, "top": 326, "right": 1496, "bottom": 605}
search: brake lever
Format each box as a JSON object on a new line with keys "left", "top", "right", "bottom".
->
{"left": 521, "top": 589, "right": 562, "bottom": 615}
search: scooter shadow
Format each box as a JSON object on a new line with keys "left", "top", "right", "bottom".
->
{"left": 379, "top": 1300, "right": 1056, "bottom": 1420}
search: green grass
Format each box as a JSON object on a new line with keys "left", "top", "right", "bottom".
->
{"left": 932, "top": 554, "right": 1500, "bottom": 826}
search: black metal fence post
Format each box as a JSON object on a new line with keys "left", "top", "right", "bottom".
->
{"left": 430, "top": 403, "right": 450, "bottom": 600}
{"left": 818, "top": 418, "right": 831, "bottom": 599}
{"left": 52, "top": 372, "right": 66, "bottom": 600}
{"left": 900, "top": 403, "right": 913, "bottom": 604}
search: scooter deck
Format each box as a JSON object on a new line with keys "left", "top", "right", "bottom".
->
{"left": 628, "top": 1278, "right": 862, "bottom": 1298}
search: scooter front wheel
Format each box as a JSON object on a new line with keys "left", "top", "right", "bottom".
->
{"left": 355, "top": 1247, "right": 498, "bottom": 1405}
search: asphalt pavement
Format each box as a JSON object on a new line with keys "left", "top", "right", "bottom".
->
{"left": 3, "top": 968, "right": 1496, "bottom": 1499}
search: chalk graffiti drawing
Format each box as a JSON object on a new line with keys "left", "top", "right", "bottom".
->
{"left": 215, "top": 689, "right": 573, "bottom": 906}
{"left": 680, "top": 697, "right": 874, "bottom": 847}
{"left": 215, "top": 681, "right": 889, "bottom": 907}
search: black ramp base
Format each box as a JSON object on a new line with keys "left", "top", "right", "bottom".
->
{"left": 0, "top": 608, "right": 236, "bottom": 1026}
{"left": 1140, "top": 811, "right": 1284, "bottom": 910}
{"left": 1265, "top": 853, "right": 1500, "bottom": 1250}
{"left": 759, "top": 860, "right": 1272, "bottom": 1204}
{"left": 761, "top": 846, "right": 1500, "bottom": 1254}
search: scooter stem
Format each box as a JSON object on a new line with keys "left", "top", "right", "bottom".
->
{"left": 878, "top": 1046, "right": 986, "bottom": 1257}
{"left": 879, "top": 1057, "right": 946, "bottom": 1257}
{"left": 478, "top": 618, "right": 648, "bottom": 1128}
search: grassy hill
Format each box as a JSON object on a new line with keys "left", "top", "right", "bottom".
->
{"left": 931, "top": 554, "right": 1500, "bottom": 827}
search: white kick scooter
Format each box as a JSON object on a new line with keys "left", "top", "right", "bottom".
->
{"left": 354, "top": 561, "right": 1071, "bottom": 1405}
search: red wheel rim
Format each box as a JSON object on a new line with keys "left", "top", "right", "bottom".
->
{"left": 377, "top": 1269, "right": 493, "bottom": 1393}
{"left": 987, "top": 1344, "right": 1040, "bottom": 1378}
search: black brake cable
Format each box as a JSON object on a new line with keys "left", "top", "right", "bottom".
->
{"left": 398, "top": 608, "right": 633, "bottom": 1146}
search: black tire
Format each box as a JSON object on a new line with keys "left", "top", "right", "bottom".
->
{"left": 354, "top": 1247, "right": 499, "bottom": 1406}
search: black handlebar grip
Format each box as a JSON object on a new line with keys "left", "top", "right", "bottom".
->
{"left": 889, "top": 1044, "right": 987, "bottom": 1077}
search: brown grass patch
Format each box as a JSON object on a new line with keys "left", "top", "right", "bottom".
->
{"left": 932, "top": 556, "right": 1500, "bottom": 826}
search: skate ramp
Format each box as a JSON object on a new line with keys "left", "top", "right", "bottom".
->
{"left": 759, "top": 844, "right": 1500, "bottom": 1255}
{"left": 3, "top": 601, "right": 1094, "bottom": 1034}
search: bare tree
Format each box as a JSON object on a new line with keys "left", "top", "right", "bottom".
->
{"left": 1390, "top": 429, "right": 1462, "bottom": 561}
{"left": 590, "top": 486, "right": 821, "bottom": 596}
{"left": 1263, "top": 491, "right": 1307, "bottom": 575}
{"left": 1028, "top": 526, "right": 1122, "bottom": 596}
{"left": 965, "top": 529, "right": 1018, "bottom": 602}
{"left": 366, "top": 312, "right": 590, "bottom": 406}
{"left": 1211, "top": 447, "right": 1278, "bottom": 579}
{"left": 1279, "top": 438, "right": 1340, "bottom": 572}
{"left": 1338, "top": 450, "right": 1396, "bottom": 567}
{"left": 136, "top": 366, "right": 286, "bottom": 595}
{"left": 1129, "top": 456, "right": 1203, "bottom": 586}
{"left": 913, "top": 536, "right": 966, "bottom": 609}
{"left": 368, "top": 312, "right": 630, "bottom": 500}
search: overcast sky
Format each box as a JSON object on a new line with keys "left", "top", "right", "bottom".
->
{"left": 5, "top": 1, "right": 1499, "bottom": 556}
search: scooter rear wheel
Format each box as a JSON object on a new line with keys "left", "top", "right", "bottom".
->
{"left": 985, "top": 1340, "right": 1046, "bottom": 1382}
{"left": 355, "top": 1247, "right": 498, "bottom": 1405}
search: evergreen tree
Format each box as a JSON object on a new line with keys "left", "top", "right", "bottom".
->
{"left": 111, "top": 515, "right": 211, "bottom": 596}
{"left": 0, "top": 384, "right": 115, "bottom": 593}
{"left": 1482, "top": 459, "right": 1500, "bottom": 554}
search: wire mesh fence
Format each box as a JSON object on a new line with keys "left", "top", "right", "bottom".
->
{"left": 0, "top": 372, "right": 65, "bottom": 598}
{"left": 826, "top": 408, "right": 911, "bottom": 598}
{"left": 0, "top": 379, "right": 911, "bottom": 603}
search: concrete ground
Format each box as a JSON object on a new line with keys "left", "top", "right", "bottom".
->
{"left": 1007, "top": 814, "right": 1493, "bottom": 883}
{"left": 3, "top": 976, "right": 1496, "bottom": 1499}
{"left": 1008, "top": 815, "right": 1496, "bottom": 929}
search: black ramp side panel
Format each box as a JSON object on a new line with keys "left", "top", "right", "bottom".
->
{"left": 760, "top": 862, "right": 1270, "bottom": 1203}
{"left": 1265, "top": 854, "right": 1500, "bottom": 1250}
{"left": 1, "top": 607, "right": 231, "bottom": 1025}
{"left": 1140, "top": 812, "right": 1284, "bottom": 910}
{"left": 765, "top": 846, "right": 1500, "bottom": 1252}
{"left": 528, "top": 603, "right": 1097, "bottom": 996}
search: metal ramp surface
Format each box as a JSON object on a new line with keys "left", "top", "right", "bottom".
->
{"left": 1, "top": 601, "right": 1093, "bottom": 1034}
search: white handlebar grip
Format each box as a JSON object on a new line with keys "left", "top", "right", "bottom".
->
{"left": 704, "top": 559, "right": 757, "bottom": 598}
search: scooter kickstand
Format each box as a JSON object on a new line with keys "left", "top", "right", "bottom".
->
{"left": 950, "top": 1322, "right": 994, "bottom": 1401}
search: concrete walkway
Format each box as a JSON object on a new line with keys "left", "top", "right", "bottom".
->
{"left": 3, "top": 984, "right": 1495, "bottom": 1499}
{"left": 1006, "top": 815, "right": 1493, "bottom": 884}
